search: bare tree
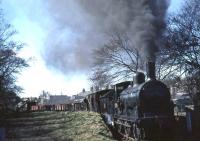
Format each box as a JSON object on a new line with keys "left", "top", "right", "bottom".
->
{"left": 90, "top": 0, "right": 200, "bottom": 92}
{"left": 157, "top": 0, "right": 200, "bottom": 82}
{"left": 0, "top": 10, "right": 29, "bottom": 111}
{"left": 89, "top": 34, "right": 140, "bottom": 87}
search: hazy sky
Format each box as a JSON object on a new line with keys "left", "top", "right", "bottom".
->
{"left": 1, "top": 0, "right": 182, "bottom": 97}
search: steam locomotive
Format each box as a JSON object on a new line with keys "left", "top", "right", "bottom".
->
{"left": 86, "top": 62, "right": 175, "bottom": 140}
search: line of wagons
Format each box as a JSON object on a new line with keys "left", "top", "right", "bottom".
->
{"left": 31, "top": 98, "right": 86, "bottom": 111}
{"left": 30, "top": 81, "right": 130, "bottom": 113}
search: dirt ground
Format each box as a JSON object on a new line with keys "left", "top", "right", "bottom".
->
{"left": 1, "top": 111, "right": 117, "bottom": 141}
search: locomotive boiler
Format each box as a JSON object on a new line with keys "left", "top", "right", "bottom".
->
{"left": 114, "top": 62, "right": 175, "bottom": 140}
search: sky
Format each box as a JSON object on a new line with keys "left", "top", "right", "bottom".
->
{"left": 1, "top": 0, "right": 182, "bottom": 97}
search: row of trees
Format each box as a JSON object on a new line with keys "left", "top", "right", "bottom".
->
{"left": 89, "top": 0, "right": 200, "bottom": 96}
{"left": 0, "top": 10, "right": 28, "bottom": 111}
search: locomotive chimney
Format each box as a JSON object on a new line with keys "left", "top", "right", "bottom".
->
{"left": 146, "top": 61, "right": 156, "bottom": 80}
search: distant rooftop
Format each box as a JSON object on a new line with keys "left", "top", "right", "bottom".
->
{"left": 49, "top": 95, "right": 70, "bottom": 104}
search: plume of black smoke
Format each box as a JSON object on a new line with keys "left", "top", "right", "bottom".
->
{"left": 44, "top": 0, "right": 170, "bottom": 73}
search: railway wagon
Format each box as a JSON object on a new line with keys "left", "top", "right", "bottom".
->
{"left": 87, "top": 89, "right": 116, "bottom": 113}
{"left": 99, "top": 89, "right": 115, "bottom": 114}
{"left": 73, "top": 98, "right": 86, "bottom": 111}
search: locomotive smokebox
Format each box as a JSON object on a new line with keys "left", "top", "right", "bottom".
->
{"left": 146, "top": 61, "right": 156, "bottom": 80}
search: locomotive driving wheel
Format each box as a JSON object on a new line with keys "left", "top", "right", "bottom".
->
{"left": 133, "top": 124, "right": 138, "bottom": 140}
{"left": 132, "top": 123, "right": 145, "bottom": 141}
{"left": 125, "top": 127, "right": 131, "bottom": 136}
{"left": 124, "top": 123, "right": 131, "bottom": 137}
{"left": 117, "top": 123, "right": 122, "bottom": 133}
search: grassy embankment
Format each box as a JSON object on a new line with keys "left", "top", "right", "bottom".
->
{"left": 1, "top": 111, "right": 117, "bottom": 141}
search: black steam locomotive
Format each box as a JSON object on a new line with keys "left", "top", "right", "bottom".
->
{"left": 86, "top": 62, "right": 175, "bottom": 140}
{"left": 114, "top": 75, "right": 174, "bottom": 140}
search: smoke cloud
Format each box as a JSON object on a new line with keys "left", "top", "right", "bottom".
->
{"left": 43, "top": 0, "right": 170, "bottom": 73}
